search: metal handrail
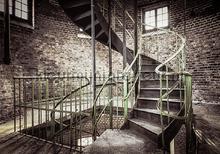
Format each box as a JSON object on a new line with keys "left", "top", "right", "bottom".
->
{"left": 141, "top": 23, "right": 193, "bottom": 151}
{"left": 91, "top": 52, "right": 140, "bottom": 129}
{"left": 50, "top": 77, "right": 90, "bottom": 126}
{"left": 97, "top": 0, "right": 135, "bottom": 40}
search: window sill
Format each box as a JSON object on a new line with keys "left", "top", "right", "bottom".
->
{"left": 142, "top": 29, "right": 167, "bottom": 37}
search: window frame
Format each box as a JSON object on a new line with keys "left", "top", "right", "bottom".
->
{"left": 142, "top": 5, "right": 170, "bottom": 33}
{"left": 0, "top": 0, "right": 34, "bottom": 28}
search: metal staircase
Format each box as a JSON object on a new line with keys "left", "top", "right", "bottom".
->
{"left": 54, "top": 0, "right": 193, "bottom": 152}
{"left": 58, "top": 0, "right": 134, "bottom": 65}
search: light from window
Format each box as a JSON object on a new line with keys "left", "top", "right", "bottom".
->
{"left": 0, "top": 0, "right": 28, "bottom": 20}
{"left": 144, "top": 6, "right": 169, "bottom": 31}
{"left": 144, "top": 10, "right": 155, "bottom": 30}
{"left": 0, "top": 0, "right": 12, "bottom": 14}
{"left": 15, "top": 0, "right": 28, "bottom": 20}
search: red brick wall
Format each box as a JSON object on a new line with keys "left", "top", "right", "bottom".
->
{"left": 0, "top": 0, "right": 123, "bottom": 122}
{"left": 0, "top": 0, "right": 219, "bottom": 122}
{"left": 138, "top": 0, "right": 220, "bottom": 104}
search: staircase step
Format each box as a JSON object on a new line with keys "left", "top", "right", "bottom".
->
{"left": 138, "top": 97, "right": 183, "bottom": 103}
{"left": 140, "top": 79, "right": 178, "bottom": 88}
{"left": 139, "top": 88, "right": 184, "bottom": 99}
{"left": 128, "top": 118, "right": 161, "bottom": 142}
{"left": 133, "top": 108, "right": 175, "bottom": 125}
{"left": 140, "top": 71, "right": 179, "bottom": 80}
{"left": 137, "top": 97, "right": 181, "bottom": 111}
{"left": 140, "top": 56, "right": 160, "bottom": 65}
{"left": 141, "top": 64, "right": 173, "bottom": 72}
{"left": 84, "top": 20, "right": 99, "bottom": 31}
{"left": 96, "top": 29, "right": 105, "bottom": 39}
{"left": 62, "top": 0, "right": 90, "bottom": 9}
{"left": 74, "top": 10, "right": 91, "bottom": 21}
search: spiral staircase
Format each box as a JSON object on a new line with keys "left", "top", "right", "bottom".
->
{"left": 56, "top": 0, "right": 193, "bottom": 153}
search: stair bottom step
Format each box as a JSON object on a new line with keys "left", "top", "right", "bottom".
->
{"left": 128, "top": 118, "right": 162, "bottom": 143}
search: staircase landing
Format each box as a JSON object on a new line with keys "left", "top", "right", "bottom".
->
{"left": 83, "top": 129, "right": 162, "bottom": 154}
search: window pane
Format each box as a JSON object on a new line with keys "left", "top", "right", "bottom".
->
{"left": 157, "top": 6, "right": 169, "bottom": 28}
{"left": 22, "top": 4, "right": 28, "bottom": 12}
{"left": 0, "top": 0, "right": 12, "bottom": 14}
{"left": 163, "top": 7, "right": 168, "bottom": 13}
{"left": 157, "top": 8, "right": 163, "bottom": 15}
{"left": 15, "top": 1, "right": 21, "bottom": 9}
{"left": 0, "top": 1, "right": 4, "bottom": 12}
{"left": 144, "top": 10, "right": 155, "bottom": 30}
{"left": 157, "top": 21, "right": 163, "bottom": 27}
{"left": 15, "top": 9, "right": 21, "bottom": 17}
{"left": 22, "top": 11, "right": 28, "bottom": 19}
{"left": 157, "top": 14, "right": 162, "bottom": 21}
{"left": 163, "top": 20, "right": 168, "bottom": 27}
{"left": 22, "top": 0, "right": 27, "bottom": 5}
{"left": 144, "top": 6, "right": 168, "bottom": 31}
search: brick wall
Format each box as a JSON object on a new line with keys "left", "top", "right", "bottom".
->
{"left": 0, "top": 0, "right": 219, "bottom": 122}
{"left": 0, "top": 0, "right": 123, "bottom": 122}
{"left": 138, "top": 0, "right": 220, "bottom": 104}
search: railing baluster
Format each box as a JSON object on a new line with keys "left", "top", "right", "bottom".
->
{"left": 185, "top": 75, "right": 193, "bottom": 153}
{"left": 37, "top": 78, "right": 41, "bottom": 137}
{"left": 79, "top": 78, "right": 82, "bottom": 152}
{"left": 70, "top": 76, "right": 73, "bottom": 150}
{"left": 13, "top": 78, "right": 16, "bottom": 132}
{"left": 166, "top": 66, "right": 170, "bottom": 123}
{"left": 23, "top": 78, "right": 27, "bottom": 131}
{"left": 123, "top": 74, "right": 128, "bottom": 121}
{"left": 45, "top": 78, "right": 49, "bottom": 140}
{"left": 19, "top": 79, "right": 21, "bottom": 132}
{"left": 160, "top": 74, "right": 165, "bottom": 151}
{"left": 31, "top": 79, "right": 35, "bottom": 136}
{"left": 51, "top": 79, "right": 55, "bottom": 146}
{"left": 60, "top": 78, "right": 64, "bottom": 145}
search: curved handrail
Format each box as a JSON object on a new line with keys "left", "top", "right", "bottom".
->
{"left": 141, "top": 23, "right": 191, "bottom": 76}
{"left": 91, "top": 52, "right": 140, "bottom": 130}
{"left": 50, "top": 77, "right": 90, "bottom": 126}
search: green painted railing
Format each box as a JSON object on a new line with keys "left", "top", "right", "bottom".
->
{"left": 141, "top": 22, "right": 193, "bottom": 152}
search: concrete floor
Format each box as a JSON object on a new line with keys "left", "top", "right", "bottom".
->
{"left": 193, "top": 103, "right": 220, "bottom": 153}
{"left": 1, "top": 103, "right": 219, "bottom": 154}
{"left": 83, "top": 129, "right": 163, "bottom": 154}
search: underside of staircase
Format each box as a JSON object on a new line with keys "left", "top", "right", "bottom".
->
{"left": 58, "top": 0, "right": 185, "bottom": 153}
{"left": 59, "top": 0, "right": 134, "bottom": 65}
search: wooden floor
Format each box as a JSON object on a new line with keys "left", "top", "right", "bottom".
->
{"left": 0, "top": 133, "right": 77, "bottom": 154}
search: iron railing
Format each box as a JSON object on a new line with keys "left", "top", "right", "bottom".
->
{"left": 141, "top": 23, "right": 193, "bottom": 151}
{"left": 13, "top": 73, "right": 130, "bottom": 152}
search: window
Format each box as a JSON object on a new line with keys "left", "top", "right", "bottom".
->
{"left": 0, "top": 0, "right": 30, "bottom": 20}
{"left": 15, "top": 0, "right": 28, "bottom": 20}
{"left": 144, "top": 6, "right": 169, "bottom": 31}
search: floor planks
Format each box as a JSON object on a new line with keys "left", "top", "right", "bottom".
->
{"left": 0, "top": 133, "right": 77, "bottom": 154}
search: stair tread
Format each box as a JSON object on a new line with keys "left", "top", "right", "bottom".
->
{"left": 129, "top": 118, "right": 162, "bottom": 135}
{"left": 134, "top": 108, "right": 176, "bottom": 115}
{"left": 84, "top": 20, "right": 99, "bottom": 31}
{"left": 140, "top": 79, "right": 178, "bottom": 81}
{"left": 138, "top": 97, "right": 183, "bottom": 102}
{"left": 96, "top": 29, "right": 105, "bottom": 38}
{"left": 74, "top": 10, "right": 91, "bottom": 21}
{"left": 62, "top": 1, "right": 90, "bottom": 9}
{"left": 140, "top": 70, "right": 155, "bottom": 73}
{"left": 141, "top": 64, "right": 160, "bottom": 66}
{"left": 140, "top": 88, "right": 184, "bottom": 90}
